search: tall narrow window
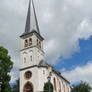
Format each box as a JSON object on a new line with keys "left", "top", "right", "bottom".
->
{"left": 24, "top": 57, "right": 26, "bottom": 63}
{"left": 59, "top": 81, "right": 61, "bottom": 92}
{"left": 39, "top": 41, "right": 41, "bottom": 48}
{"left": 53, "top": 78, "right": 56, "bottom": 91}
{"left": 37, "top": 39, "right": 39, "bottom": 46}
{"left": 29, "top": 38, "right": 32, "bottom": 46}
{"left": 63, "top": 84, "right": 66, "bottom": 92}
{"left": 24, "top": 39, "right": 28, "bottom": 47}
{"left": 30, "top": 56, "right": 32, "bottom": 61}
{"left": 67, "top": 85, "right": 70, "bottom": 92}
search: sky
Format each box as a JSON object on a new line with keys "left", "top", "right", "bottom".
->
{"left": 0, "top": 0, "right": 92, "bottom": 87}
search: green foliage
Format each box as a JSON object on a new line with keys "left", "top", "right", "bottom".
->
{"left": 1, "top": 81, "right": 11, "bottom": 92}
{"left": 0, "top": 46, "right": 13, "bottom": 92}
{"left": 72, "top": 81, "right": 92, "bottom": 92}
{"left": 12, "top": 79, "right": 20, "bottom": 92}
{"left": 44, "top": 81, "right": 53, "bottom": 92}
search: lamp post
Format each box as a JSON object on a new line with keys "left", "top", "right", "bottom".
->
{"left": 47, "top": 76, "right": 51, "bottom": 92}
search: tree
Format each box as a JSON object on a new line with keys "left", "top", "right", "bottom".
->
{"left": 71, "top": 81, "right": 92, "bottom": 92}
{"left": 0, "top": 46, "right": 13, "bottom": 92}
{"left": 12, "top": 78, "right": 19, "bottom": 92}
{"left": 44, "top": 81, "right": 53, "bottom": 92}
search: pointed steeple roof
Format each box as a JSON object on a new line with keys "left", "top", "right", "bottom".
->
{"left": 20, "top": 0, "right": 44, "bottom": 40}
{"left": 22, "top": 0, "right": 40, "bottom": 36}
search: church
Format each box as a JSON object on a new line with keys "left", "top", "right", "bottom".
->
{"left": 19, "top": 0, "right": 71, "bottom": 92}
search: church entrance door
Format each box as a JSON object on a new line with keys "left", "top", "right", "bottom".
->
{"left": 23, "top": 82, "right": 33, "bottom": 92}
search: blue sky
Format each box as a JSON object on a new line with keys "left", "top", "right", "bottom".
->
{"left": 59, "top": 37, "right": 92, "bottom": 86}
{"left": 54, "top": 36, "right": 92, "bottom": 71}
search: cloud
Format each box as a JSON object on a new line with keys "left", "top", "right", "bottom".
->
{"left": 62, "top": 61, "right": 92, "bottom": 87}
{"left": 10, "top": 70, "right": 19, "bottom": 83}
{"left": 76, "top": 19, "right": 92, "bottom": 40}
{"left": 0, "top": 0, "right": 92, "bottom": 82}
{"left": 38, "top": 0, "right": 92, "bottom": 64}
{"left": 0, "top": 0, "right": 92, "bottom": 64}
{"left": 10, "top": 58, "right": 19, "bottom": 83}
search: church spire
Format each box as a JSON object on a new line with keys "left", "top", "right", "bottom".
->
{"left": 24, "top": 0, "right": 40, "bottom": 34}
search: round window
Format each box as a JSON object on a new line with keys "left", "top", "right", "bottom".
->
{"left": 24, "top": 71, "right": 32, "bottom": 80}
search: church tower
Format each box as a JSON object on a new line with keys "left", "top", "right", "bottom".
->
{"left": 20, "top": 0, "right": 45, "bottom": 92}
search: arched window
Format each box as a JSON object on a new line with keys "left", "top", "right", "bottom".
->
{"left": 23, "top": 82, "right": 33, "bottom": 92}
{"left": 59, "top": 81, "right": 61, "bottom": 92}
{"left": 53, "top": 78, "right": 56, "bottom": 91}
{"left": 24, "top": 39, "right": 28, "bottom": 47}
{"left": 29, "top": 38, "right": 32, "bottom": 46}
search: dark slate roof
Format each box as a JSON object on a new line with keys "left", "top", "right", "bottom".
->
{"left": 21, "top": 0, "right": 40, "bottom": 37}
{"left": 39, "top": 60, "right": 47, "bottom": 66}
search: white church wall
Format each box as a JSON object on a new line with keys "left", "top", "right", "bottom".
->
{"left": 20, "top": 34, "right": 45, "bottom": 69}
{"left": 20, "top": 48, "right": 44, "bottom": 69}
{"left": 20, "top": 34, "right": 35, "bottom": 50}
{"left": 20, "top": 48, "right": 34, "bottom": 69}
{"left": 20, "top": 33, "right": 43, "bottom": 51}
{"left": 20, "top": 67, "right": 39, "bottom": 92}
{"left": 20, "top": 64, "right": 71, "bottom": 92}
{"left": 37, "top": 67, "right": 69, "bottom": 92}
{"left": 38, "top": 67, "right": 48, "bottom": 91}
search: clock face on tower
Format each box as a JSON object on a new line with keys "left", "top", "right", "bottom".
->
{"left": 24, "top": 71, "right": 32, "bottom": 80}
